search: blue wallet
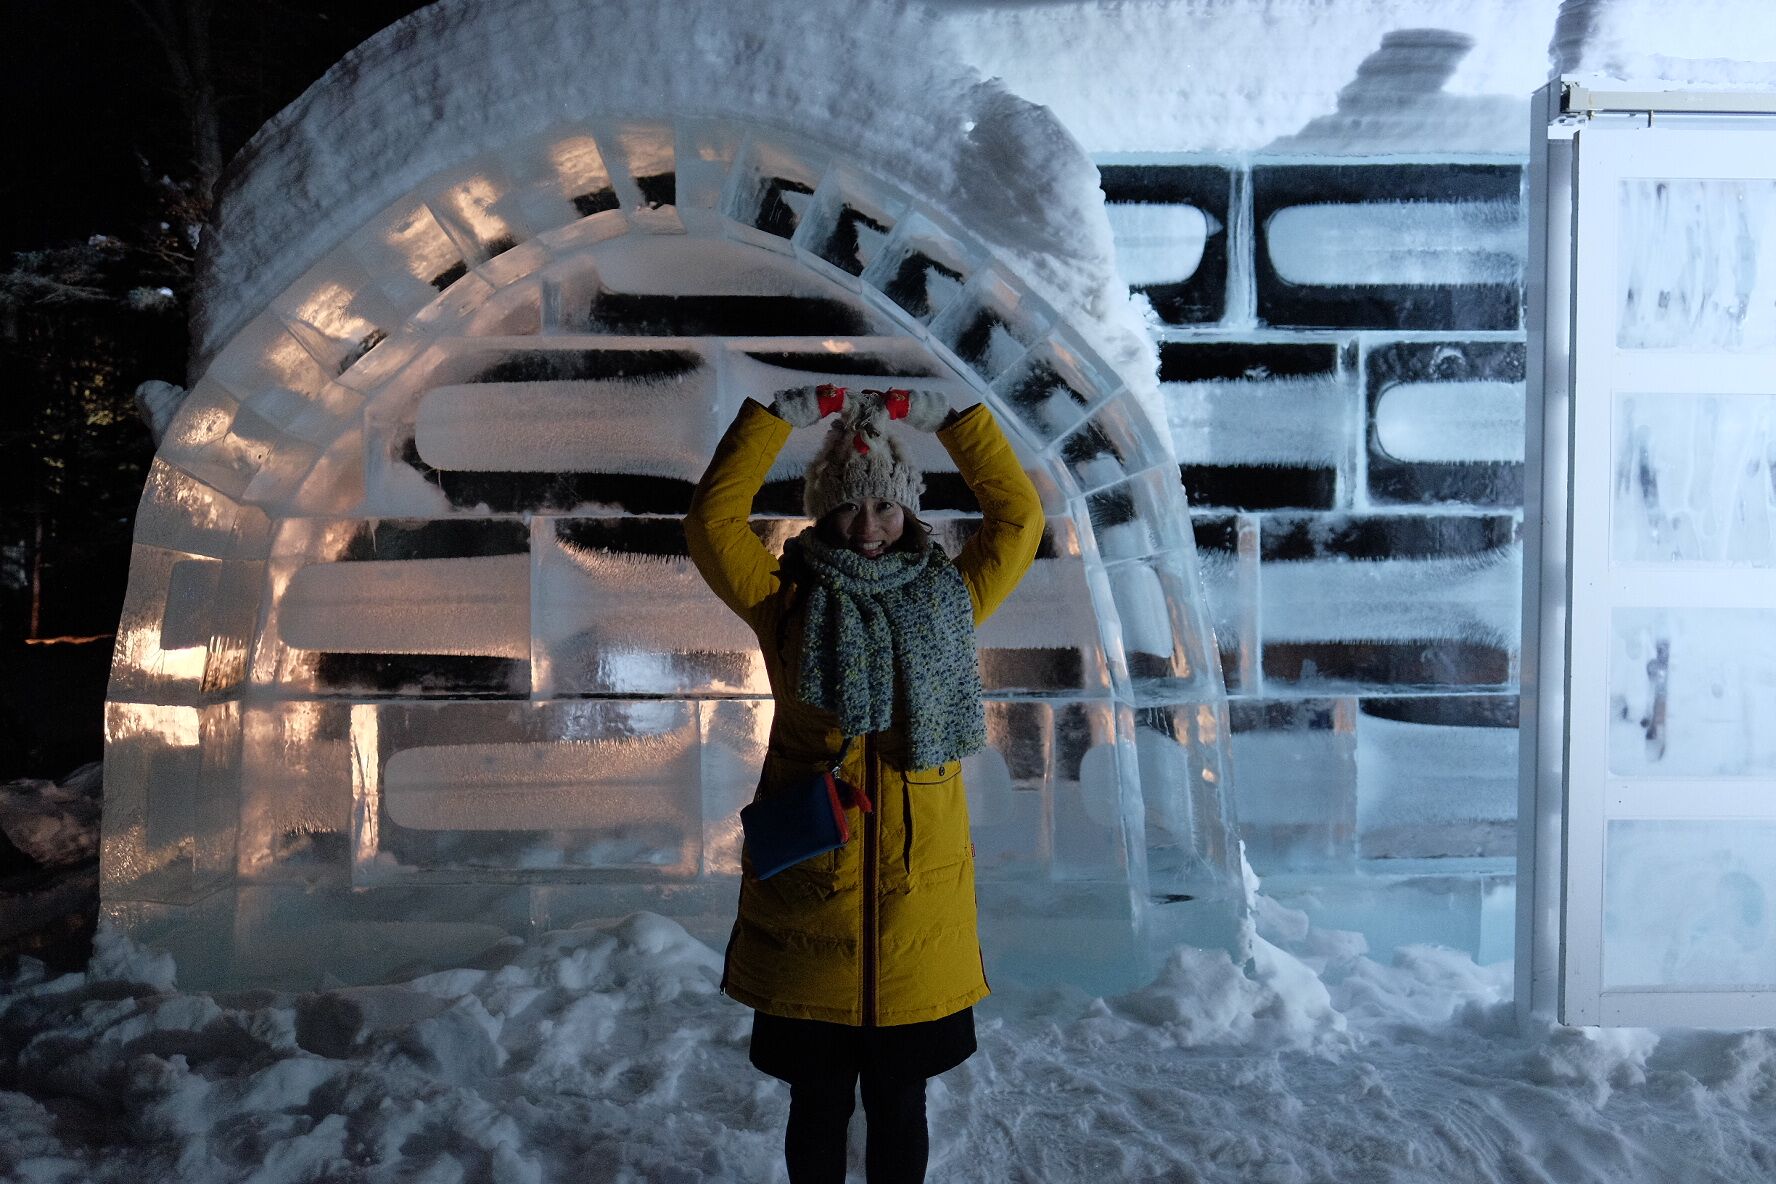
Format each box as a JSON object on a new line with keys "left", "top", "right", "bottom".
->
{"left": 741, "top": 769, "right": 870, "bottom": 879}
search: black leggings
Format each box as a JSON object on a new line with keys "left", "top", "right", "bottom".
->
{"left": 786, "top": 1068, "right": 928, "bottom": 1184}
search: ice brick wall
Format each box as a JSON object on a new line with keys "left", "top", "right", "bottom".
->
{"left": 107, "top": 109, "right": 1242, "bottom": 989}
{"left": 1101, "top": 159, "right": 1526, "bottom": 874}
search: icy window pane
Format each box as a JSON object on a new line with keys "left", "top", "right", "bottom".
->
{"left": 1191, "top": 516, "right": 1252, "bottom": 692}
{"left": 1374, "top": 380, "right": 1524, "bottom": 463}
{"left": 931, "top": 272, "right": 1049, "bottom": 384}
{"left": 1613, "top": 392, "right": 1776, "bottom": 566}
{"left": 352, "top": 701, "right": 703, "bottom": 882}
{"left": 862, "top": 214, "right": 974, "bottom": 324}
{"left": 133, "top": 461, "right": 266, "bottom": 560}
{"left": 240, "top": 701, "right": 354, "bottom": 879}
{"left": 601, "top": 120, "right": 679, "bottom": 216}
{"left": 1229, "top": 699, "right": 1356, "bottom": 872}
{"left": 427, "top": 169, "right": 524, "bottom": 261}
{"left": 1605, "top": 819, "right": 1776, "bottom": 989}
{"left": 1106, "top": 558, "right": 1205, "bottom": 702}
{"left": 672, "top": 121, "right": 742, "bottom": 217}
{"left": 1617, "top": 179, "right": 1776, "bottom": 351}
{"left": 1354, "top": 699, "right": 1518, "bottom": 860}
{"left": 969, "top": 700, "right": 1053, "bottom": 880}
{"left": 700, "top": 699, "right": 770, "bottom": 876}
{"left": 413, "top": 358, "right": 719, "bottom": 475}
{"left": 1104, "top": 201, "right": 1212, "bottom": 287}
{"left": 1267, "top": 200, "right": 1524, "bottom": 286}
{"left": 546, "top": 134, "right": 619, "bottom": 217}
{"left": 1050, "top": 701, "right": 1126, "bottom": 880}
{"left": 535, "top": 518, "right": 764, "bottom": 696}
{"left": 726, "top": 139, "right": 824, "bottom": 238}
{"left": 1086, "top": 469, "right": 1192, "bottom": 563}
{"left": 1610, "top": 607, "right": 1776, "bottom": 777}
{"left": 1135, "top": 702, "right": 1237, "bottom": 891}
{"left": 992, "top": 334, "right": 1116, "bottom": 443}
{"left": 975, "top": 522, "right": 1108, "bottom": 696}
{"left": 281, "top": 555, "right": 531, "bottom": 658}
{"left": 1059, "top": 403, "right": 1163, "bottom": 495}
{"left": 102, "top": 701, "right": 237, "bottom": 903}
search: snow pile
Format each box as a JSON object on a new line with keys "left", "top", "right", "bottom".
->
{"left": 4, "top": 909, "right": 1773, "bottom": 1183}
{"left": 945, "top": 0, "right": 1776, "bottom": 155}
{"left": 0, "top": 763, "right": 101, "bottom": 869}
{"left": 1099, "top": 936, "right": 1348, "bottom": 1051}
{"left": 943, "top": 0, "right": 1561, "bottom": 154}
{"left": 1, "top": 766, "right": 102, "bottom": 970}
{"left": 1551, "top": 0, "right": 1776, "bottom": 87}
{"left": 199, "top": 0, "right": 1149, "bottom": 401}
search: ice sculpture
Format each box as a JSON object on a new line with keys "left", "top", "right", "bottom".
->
{"left": 102, "top": 0, "right": 1239, "bottom": 991}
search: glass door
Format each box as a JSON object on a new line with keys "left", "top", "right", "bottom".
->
{"left": 1557, "top": 117, "right": 1776, "bottom": 1026}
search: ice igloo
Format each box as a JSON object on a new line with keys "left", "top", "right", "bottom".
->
{"left": 102, "top": 0, "right": 1242, "bottom": 990}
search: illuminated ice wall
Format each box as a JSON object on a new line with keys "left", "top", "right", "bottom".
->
{"left": 948, "top": 0, "right": 1775, "bottom": 964}
{"left": 107, "top": 0, "right": 1776, "bottom": 989}
{"left": 103, "top": 0, "right": 1237, "bottom": 990}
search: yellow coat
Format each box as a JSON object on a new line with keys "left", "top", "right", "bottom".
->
{"left": 685, "top": 398, "right": 1043, "bottom": 1026}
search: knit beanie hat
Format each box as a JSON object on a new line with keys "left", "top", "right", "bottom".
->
{"left": 802, "top": 397, "right": 924, "bottom": 520}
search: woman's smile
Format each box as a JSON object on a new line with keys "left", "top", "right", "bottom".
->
{"left": 825, "top": 498, "right": 905, "bottom": 559}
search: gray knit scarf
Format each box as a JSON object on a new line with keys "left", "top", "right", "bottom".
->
{"left": 786, "top": 529, "right": 986, "bottom": 770}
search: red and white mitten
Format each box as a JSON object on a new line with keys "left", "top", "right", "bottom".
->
{"left": 768, "top": 384, "right": 846, "bottom": 427}
{"left": 881, "top": 387, "right": 949, "bottom": 432}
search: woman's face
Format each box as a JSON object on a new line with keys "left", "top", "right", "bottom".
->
{"left": 822, "top": 499, "right": 905, "bottom": 559}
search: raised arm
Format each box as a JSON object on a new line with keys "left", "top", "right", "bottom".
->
{"left": 936, "top": 404, "right": 1044, "bottom": 625}
{"left": 684, "top": 398, "right": 793, "bottom": 634}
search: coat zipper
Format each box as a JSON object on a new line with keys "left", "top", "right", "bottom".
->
{"left": 862, "top": 731, "right": 879, "bottom": 1027}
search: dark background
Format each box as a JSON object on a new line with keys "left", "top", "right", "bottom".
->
{"left": 1, "top": 0, "right": 427, "bottom": 781}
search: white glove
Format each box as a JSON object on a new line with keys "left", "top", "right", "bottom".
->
{"left": 878, "top": 387, "right": 950, "bottom": 432}
{"left": 767, "top": 384, "right": 846, "bottom": 427}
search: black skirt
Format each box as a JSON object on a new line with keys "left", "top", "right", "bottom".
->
{"left": 749, "top": 1007, "right": 976, "bottom": 1084}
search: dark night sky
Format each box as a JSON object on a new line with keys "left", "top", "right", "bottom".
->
{"left": 3, "top": 1, "right": 431, "bottom": 255}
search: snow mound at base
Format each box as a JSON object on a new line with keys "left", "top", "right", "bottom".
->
{"left": 2, "top": 911, "right": 1772, "bottom": 1184}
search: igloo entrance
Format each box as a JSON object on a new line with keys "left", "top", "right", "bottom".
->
{"left": 104, "top": 3, "right": 1241, "bottom": 991}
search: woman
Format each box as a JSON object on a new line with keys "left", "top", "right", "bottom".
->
{"left": 685, "top": 383, "right": 1043, "bottom": 1183}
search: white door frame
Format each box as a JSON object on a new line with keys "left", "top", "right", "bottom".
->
{"left": 1522, "top": 80, "right": 1776, "bottom": 1029}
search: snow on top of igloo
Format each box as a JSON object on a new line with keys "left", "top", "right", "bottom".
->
{"left": 195, "top": 0, "right": 1155, "bottom": 403}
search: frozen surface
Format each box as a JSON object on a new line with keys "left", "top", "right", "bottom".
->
{"left": 1613, "top": 392, "right": 1776, "bottom": 565}
{"left": 195, "top": 0, "right": 1157, "bottom": 407}
{"left": 1605, "top": 820, "right": 1776, "bottom": 989}
{"left": 1260, "top": 549, "right": 1521, "bottom": 648}
{"left": 1551, "top": 1, "right": 1776, "bottom": 87}
{"left": 1266, "top": 200, "right": 1524, "bottom": 287}
{"left": 0, "top": 765, "right": 102, "bottom": 870}
{"left": 945, "top": 0, "right": 1564, "bottom": 154}
{"left": 1617, "top": 180, "right": 1776, "bottom": 352}
{"left": 1609, "top": 607, "right": 1776, "bottom": 777}
{"left": 948, "top": 0, "right": 1776, "bottom": 155}
{"left": 2, "top": 904, "right": 1773, "bottom": 1183}
{"left": 1102, "top": 202, "right": 1212, "bottom": 287}
{"left": 1168, "top": 373, "right": 1352, "bottom": 467}
{"left": 1376, "top": 380, "right": 1525, "bottom": 464}
{"left": 1356, "top": 710, "right": 1518, "bottom": 859}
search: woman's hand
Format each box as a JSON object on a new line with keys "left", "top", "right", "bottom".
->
{"left": 877, "top": 388, "right": 950, "bottom": 431}
{"left": 768, "top": 384, "right": 846, "bottom": 428}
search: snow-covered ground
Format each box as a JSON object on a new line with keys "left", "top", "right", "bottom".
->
{"left": 3, "top": 884, "right": 1771, "bottom": 1183}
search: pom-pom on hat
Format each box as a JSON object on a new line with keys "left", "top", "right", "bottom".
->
{"left": 802, "top": 393, "right": 924, "bottom": 520}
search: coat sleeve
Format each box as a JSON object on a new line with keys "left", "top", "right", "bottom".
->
{"left": 937, "top": 404, "right": 1044, "bottom": 625}
{"left": 685, "top": 398, "right": 793, "bottom": 635}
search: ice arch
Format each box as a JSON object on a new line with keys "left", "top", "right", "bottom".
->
{"left": 104, "top": 0, "right": 1240, "bottom": 990}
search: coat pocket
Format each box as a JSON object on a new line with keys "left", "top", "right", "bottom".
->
{"left": 900, "top": 760, "right": 971, "bottom": 881}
